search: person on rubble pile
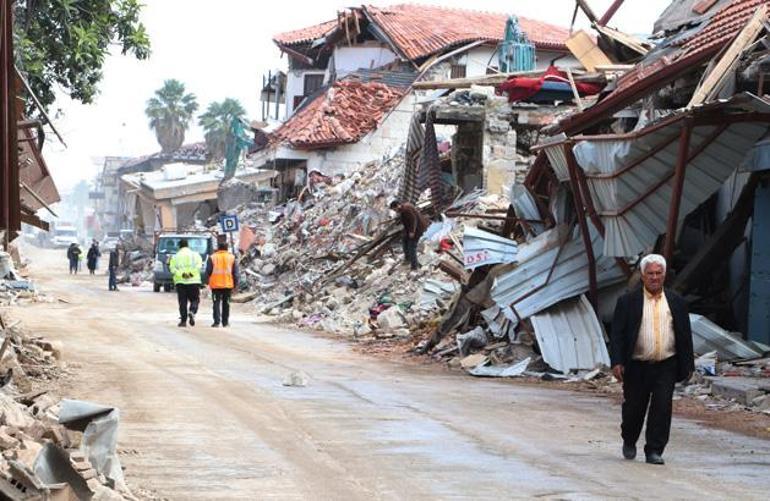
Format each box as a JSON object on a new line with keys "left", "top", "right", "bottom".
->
{"left": 610, "top": 254, "right": 694, "bottom": 466}
{"left": 66, "top": 243, "right": 81, "bottom": 275}
{"left": 390, "top": 200, "right": 429, "bottom": 270}
{"left": 108, "top": 245, "right": 121, "bottom": 291}
{"left": 206, "top": 239, "right": 239, "bottom": 328}
{"left": 86, "top": 240, "right": 100, "bottom": 275}
{"left": 169, "top": 238, "right": 202, "bottom": 328}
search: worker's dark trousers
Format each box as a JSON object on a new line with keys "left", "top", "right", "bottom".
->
{"left": 621, "top": 356, "right": 677, "bottom": 455}
{"left": 69, "top": 258, "right": 78, "bottom": 274}
{"left": 176, "top": 284, "right": 200, "bottom": 322}
{"left": 402, "top": 236, "right": 419, "bottom": 270}
{"left": 212, "top": 288, "right": 232, "bottom": 325}
{"left": 108, "top": 268, "right": 117, "bottom": 290}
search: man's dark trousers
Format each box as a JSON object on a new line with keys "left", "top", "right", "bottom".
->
{"left": 402, "top": 236, "right": 418, "bottom": 269}
{"left": 108, "top": 268, "right": 117, "bottom": 290}
{"left": 622, "top": 356, "right": 677, "bottom": 455}
{"left": 176, "top": 284, "right": 200, "bottom": 322}
{"left": 212, "top": 288, "right": 232, "bottom": 325}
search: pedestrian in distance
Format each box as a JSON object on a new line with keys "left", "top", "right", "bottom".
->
{"left": 610, "top": 254, "right": 694, "bottom": 466}
{"left": 86, "top": 240, "right": 101, "bottom": 275}
{"left": 108, "top": 245, "right": 121, "bottom": 291}
{"left": 206, "top": 239, "right": 239, "bottom": 327}
{"left": 390, "top": 200, "right": 429, "bottom": 270}
{"left": 169, "top": 238, "right": 202, "bottom": 328}
{"left": 66, "top": 243, "right": 81, "bottom": 274}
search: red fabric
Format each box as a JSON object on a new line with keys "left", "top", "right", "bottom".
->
{"left": 496, "top": 66, "right": 604, "bottom": 103}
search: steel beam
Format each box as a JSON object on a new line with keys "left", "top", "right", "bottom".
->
{"left": 663, "top": 121, "right": 693, "bottom": 263}
{"left": 598, "top": 0, "right": 625, "bottom": 26}
{"left": 566, "top": 144, "right": 598, "bottom": 311}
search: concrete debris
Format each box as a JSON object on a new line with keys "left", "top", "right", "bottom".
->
{"left": 0, "top": 313, "right": 134, "bottom": 499}
{"left": 456, "top": 327, "right": 488, "bottom": 356}
{"left": 460, "top": 353, "right": 489, "bottom": 370}
{"left": 282, "top": 371, "right": 309, "bottom": 387}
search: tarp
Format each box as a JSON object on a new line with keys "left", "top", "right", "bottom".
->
{"left": 497, "top": 66, "right": 603, "bottom": 103}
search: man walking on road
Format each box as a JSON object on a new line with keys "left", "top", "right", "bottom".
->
{"left": 66, "top": 243, "right": 82, "bottom": 274}
{"left": 610, "top": 254, "right": 694, "bottom": 465}
{"left": 206, "top": 239, "right": 238, "bottom": 327}
{"left": 108, "top": 245, "right": 120, "bottom": 291}
{"left": 390, "top": 200, "right": 429, "bottom": 270}
{"left": 86, "top": 241, "right": 101, "bottom": 275}
{"left": 169, "top": 238, "right": 202, "bottom": 327}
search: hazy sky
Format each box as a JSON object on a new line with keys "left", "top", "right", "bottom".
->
{"left": 44, "top": 0, "right": 672, "bottom": 192}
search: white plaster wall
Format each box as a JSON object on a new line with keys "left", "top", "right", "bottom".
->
{"left": 434, "top": 46, "right": 580, "bottom": 80}
{"left": 334, "top": 44, "right": 398, "bottom": 79}
{"left": 285, "top": 69, "right": 326, "bottom": 118}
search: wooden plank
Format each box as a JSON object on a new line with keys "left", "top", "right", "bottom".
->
{"left": 566, "top": 69, "right": 584, "bottom": 112}
{"left": 688, "top": 5, "right": 768, "bottom": 107}
{"left": 565, "top": 30, "right": 613, "bottom": 72}
{"left": 594, "top": 25, "right": 649, "bottom": 56}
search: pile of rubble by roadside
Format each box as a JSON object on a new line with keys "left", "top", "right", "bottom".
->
{"left": 116, "top": 235, "right": 154, "bottom": 287}
{"left": 230, "top": 148, "right": 511, "bottom": 339}
{"left": 0, "top": 310, "right": 134, "bottom": 500}
{"left": 1, "top": 249, "right": 54, "bottom": 307}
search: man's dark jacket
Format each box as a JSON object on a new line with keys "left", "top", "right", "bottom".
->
{"left": 610, "top": 286, "right": 695, "bottom": 382}
{"left": 399, "top": 203, "right": 429, "bottom": 239}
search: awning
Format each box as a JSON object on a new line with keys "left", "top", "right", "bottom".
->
{"left": 541, "top": 94, "right": 770, "bottom": 257}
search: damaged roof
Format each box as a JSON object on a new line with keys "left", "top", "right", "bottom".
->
{"left": 557, "top": 0, "right": 770, "bottom": 135}
{"left": 270, "top": 73, "right": 411, "bottom": 150}
{"left": 273, "top": 19, "right": 338, "bottom": 46}
{"left": 363, "top": 4, "right": 570, "bottom": 60}
{"left": 273, "top": 4, "right": 570, "bottom": 62}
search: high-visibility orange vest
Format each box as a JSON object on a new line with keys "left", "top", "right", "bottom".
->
{"left": 209, "top": 250, "right": 235, "bottom": 289}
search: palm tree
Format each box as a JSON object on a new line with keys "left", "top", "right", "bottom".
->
{"left": 145, "top": 80, "right": 199, "bottom": 154}
{"left": 198, "top": 98, "right": 247, "bottom": 162}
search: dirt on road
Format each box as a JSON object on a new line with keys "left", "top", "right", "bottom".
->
{"left": 9, "top": 247, "right": 770, "bottom": 500}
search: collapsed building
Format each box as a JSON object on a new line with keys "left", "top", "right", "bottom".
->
{"left": 229, "top": 0, "right": 770, "bottom": 411}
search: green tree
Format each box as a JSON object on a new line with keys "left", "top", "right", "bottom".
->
{"left": 198, "top": 98, "right": 247, "bottom": 162}
{"left": 145, "top": 79, "right": 199, "bottom": 154}
{"left": 14, "top": 0, "right": 151, "bottom": 113}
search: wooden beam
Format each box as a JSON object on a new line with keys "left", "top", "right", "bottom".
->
{"left": 688, "top": 5, "right": 768, "bottom": 107}
{"left": 663, "top": 122, "right": 693, "bottom": 263}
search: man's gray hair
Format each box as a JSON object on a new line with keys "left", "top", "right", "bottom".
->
{"left": 640, "top": 254, "right": 667, "bottom": 273}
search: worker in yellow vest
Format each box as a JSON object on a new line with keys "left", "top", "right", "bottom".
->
{"left": 205, "top": 239, "right": 239, "bottom": 327}
{"left": 169, "top": 238, "right": 203, "bottom": 327}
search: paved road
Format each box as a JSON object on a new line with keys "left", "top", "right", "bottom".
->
{"left": 9, "top": 248, "right": 770, "bottom": 500}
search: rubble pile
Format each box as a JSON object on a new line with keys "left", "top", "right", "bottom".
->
{"left": 0, "top": 251, "right": 52, "bottom": 307}
{"left": 0, "top": 314, "right": 132, "bottom": 499}
{"left": 117, "top": 235, "right": 154, "bottom": 286}
{"left": 232, "top": 150, "right": 510, "bottom": 337}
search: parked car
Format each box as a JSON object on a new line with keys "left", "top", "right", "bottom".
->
{"left": 152, "top": 233, "right": 213, "bottom": 292}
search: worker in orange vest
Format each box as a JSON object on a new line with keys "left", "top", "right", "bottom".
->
{"left": 205, "top": 239, "right": 239, "bottom": 327}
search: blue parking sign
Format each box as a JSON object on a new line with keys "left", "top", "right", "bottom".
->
{"left": 219, "top": 214, "right": 239, "bottom": 233}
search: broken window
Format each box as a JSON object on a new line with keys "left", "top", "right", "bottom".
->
{"left": 303, "top": 74, "right": 325, "bottom": 95}
{"left": 450, "top": 64, "right": 467, "bottom": 79}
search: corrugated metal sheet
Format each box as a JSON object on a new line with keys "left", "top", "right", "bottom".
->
{"left": 510, "top": 184, "right": 545, "bottom": 235}
{"left": 490, "top": 225, "right": 626, "bottom": 319}
{"left": 481, "top": 305, "right": 517, "bottom": 341}
{"left": 418, "top": 279, "right": 458, "bottom": 310}
{"left": 690, "top": 313, "right": 766, "bottom": 360}
{"left": 541, "top": 134, "right": 570, "bottom": 182}
{"left": 530, "top": 295, "right": 610, "bottom": 374}
{"left": 463, "top": 226, "right": 518, "bottom": 270}
{"left": 572, "top": 97, "right": 770, "bottom": 257}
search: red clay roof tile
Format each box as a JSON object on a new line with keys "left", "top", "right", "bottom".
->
{"left": 271, "top": 80, "right": 406, "bottom": 150}
{"left": 365, "top": 4, "right": 569, "bottom": 59}
{"left": 273, "top": 19, "right": 338, "bottom": 46}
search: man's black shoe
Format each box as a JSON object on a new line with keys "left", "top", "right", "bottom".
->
{"left": 222, "top": 322, "right": 229, "bottom": 328}
{"left": 623, "top": 443, "right": 636, "bottom": 460}
{"left": 177, "top": 321, "right": 186, "bottom": 327}
{"left": 211, "top": 322, "right": 220, "bottom": 328}
{"left": 189, "top": 313, "right": 195, "bottom": 326}
{"left": 645, "top": 453, "right": 665, "bottom": 465}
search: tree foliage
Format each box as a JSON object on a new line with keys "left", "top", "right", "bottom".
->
{"left": 145, "top": 79, "right": 198, "bottom": 154}
{"left": 14, "top": 0, "right": 151, "bottom": 113}
{"left": 198, "top": 99, "right": 247, "bottom": 162}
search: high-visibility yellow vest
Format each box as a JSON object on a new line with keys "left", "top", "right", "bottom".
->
{"left": 169, "top": 247, "right": 202, "bottom": 285}
{"left": 208, "top": 250, "right": 235, "bottom": 289}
